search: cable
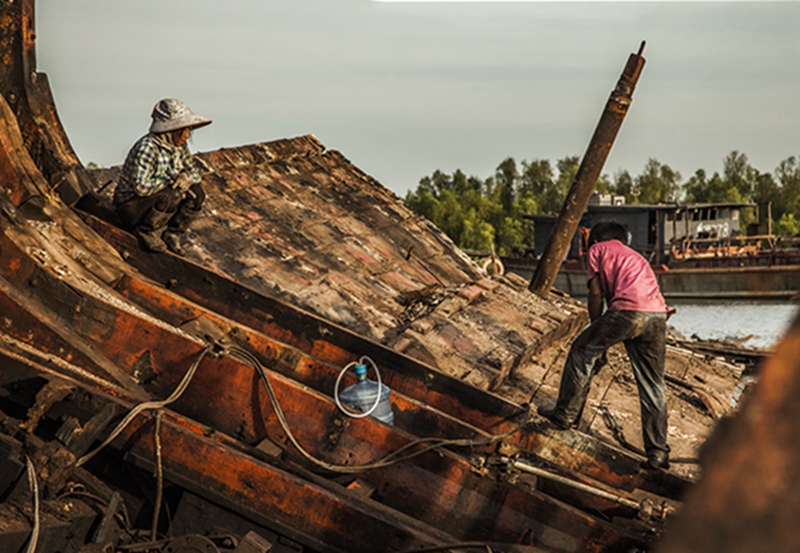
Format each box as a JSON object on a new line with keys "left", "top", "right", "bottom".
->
{"left": 24, "top": 456, "right": 40, "bottom": 553}
{"left": 396, "top": 542, "right": 494, "bottom": 553}
{"left": 224, "top": 345, "right": 530, "bottom": 474}
{"left": 333, "top": 356, "right": 382, "bottom": 419}
{"left": 597, "top": 404, "right": 645, "bottom": 457}
{"left": 151, "top": 410, "right": 164, "bottom": 541}
{"left": 76, "top": 346, "right": 212, "bottom": 467}
{"left": 56, "top": 488, "right": 132, "bottom": 531}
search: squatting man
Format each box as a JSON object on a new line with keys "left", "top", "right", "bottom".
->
{"left": 113, "top": 98, "right": 211, "bottom": 255}
{"left": 538, "top": 220, "right": 672, "bottom": 470}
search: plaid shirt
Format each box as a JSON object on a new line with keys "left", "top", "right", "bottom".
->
{"left": 114, "top": 133, "right": 201, "bottom": 204}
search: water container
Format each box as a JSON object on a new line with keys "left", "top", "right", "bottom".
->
{"left": 338, "top": 363, "right": 395, "bottom": 425}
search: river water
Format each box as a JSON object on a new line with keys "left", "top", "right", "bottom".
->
{"left": 667, "top": 300, "right": 799, "bottom": 349}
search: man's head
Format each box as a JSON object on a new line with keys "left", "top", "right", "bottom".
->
{"left": 588, "top": 220, "right": 629, "bottom": 247}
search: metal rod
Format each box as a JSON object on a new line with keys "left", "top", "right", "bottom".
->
{"left": 529, "top": 41, "right": 647, "bottom": 295}
{"left": 512, "top": 459, "right": 642, "bottom": 511}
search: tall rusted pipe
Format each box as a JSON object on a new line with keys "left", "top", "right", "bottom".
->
{"left": 529, "top": 42, "right": 646, "bottom": 296}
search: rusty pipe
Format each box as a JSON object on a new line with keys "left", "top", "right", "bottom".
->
{"left": 509, "top": 458, "right": 672, "bottom": 520}
{"left": 529, "top": 42, "right": 646, "bottom": 296}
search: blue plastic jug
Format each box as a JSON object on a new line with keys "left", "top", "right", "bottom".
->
{"left": 338, "top": 363, "right": 394, "bottom": 425}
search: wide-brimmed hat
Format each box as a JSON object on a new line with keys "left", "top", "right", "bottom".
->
{"left": 149, "top": 98, "right": 212, "bottom": 133}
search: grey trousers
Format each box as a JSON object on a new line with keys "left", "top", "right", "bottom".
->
{"left": 554, "top": 310, "right": 669, "bottom": 457}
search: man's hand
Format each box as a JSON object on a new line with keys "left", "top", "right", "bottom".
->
{"left": 172, "top": 171, "right": 193, "bottom": 193}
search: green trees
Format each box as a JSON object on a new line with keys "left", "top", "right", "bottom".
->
{"left": 684, "top": 151, "right": 755, "bottom": 204}
{"left": 773, "top": 157, "right": 800, "bottom": 236}
{"left": 406, "top": 155, "right": 585, "bottom": 255}
{"left": 407, "top": 169, "right": 499, "bottom": 252}
{"left": 405, "top": 152, "right": 800, "bottom": 256}
{"left": 634, "top": 158, "right": 682, "bottom": 204}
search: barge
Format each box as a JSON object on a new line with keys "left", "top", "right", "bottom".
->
{"left": 503, "top": 199, "right": 800, "bottom": 300}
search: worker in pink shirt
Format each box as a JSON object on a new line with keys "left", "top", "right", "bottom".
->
{"left": 538, "top": 220, "right": 672, "bottom": 470}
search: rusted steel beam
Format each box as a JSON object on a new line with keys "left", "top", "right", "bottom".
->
{"left": 529, "top": 43, "right": 646, "bottom": 296}
{"left": 82, "top": 213, "right": 689, "bottom": 500}
{"left": 0, "top": 279, "right": 148, "bottom": 401}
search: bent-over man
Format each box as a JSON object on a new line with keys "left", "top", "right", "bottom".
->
{"left": 538, "top": 220, "right": 672, "bottom": 470}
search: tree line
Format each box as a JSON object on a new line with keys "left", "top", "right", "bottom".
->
{"left": 404, "top": 151, "right": 800, "bottom": 256}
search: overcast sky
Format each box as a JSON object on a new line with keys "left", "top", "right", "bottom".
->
{"left": 37, "top": 1, "right": 799, "bottom": 196}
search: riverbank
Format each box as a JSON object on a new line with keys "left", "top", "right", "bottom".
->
{"left": 667, "top": 300, "right": 799, "bottom": 349}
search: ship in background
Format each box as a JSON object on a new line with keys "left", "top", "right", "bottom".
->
{"left": 503, "top": 193, "right": 800, "bottom": 300}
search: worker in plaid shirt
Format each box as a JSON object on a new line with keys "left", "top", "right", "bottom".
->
{"left": 114, "top": 99, "right": 211, "bottom": 254}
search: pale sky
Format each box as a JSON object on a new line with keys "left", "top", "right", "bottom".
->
{"left": 37, "top": 1, "right": 799, "bottom": 196}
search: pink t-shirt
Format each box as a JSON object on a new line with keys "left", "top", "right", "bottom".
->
{"left": 586, "top": 240, "right": 667, "bottom": 312}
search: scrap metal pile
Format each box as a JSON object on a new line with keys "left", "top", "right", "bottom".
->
{"left": 2, "top": 2, "right": 794, "bottom": 553}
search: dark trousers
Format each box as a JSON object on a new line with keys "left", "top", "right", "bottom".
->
{"left": 116, "top": 183, "right": 205, "bottom": 231}
{"left": 555, "top": 310, "right": 669, "bottom": 457}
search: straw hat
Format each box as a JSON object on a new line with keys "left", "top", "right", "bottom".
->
{"left": 149, "top": 98, "right": 212, "bottom": 133}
